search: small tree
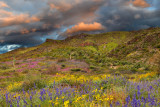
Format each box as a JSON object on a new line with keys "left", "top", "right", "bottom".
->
{"left": 13, "top": 56, "right": 16, "bottom": 71}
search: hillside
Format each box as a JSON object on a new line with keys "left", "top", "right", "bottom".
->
{"left": 0, "top": 31, "right": 132, "bottom": 61}
{"left": 0, "top": 28, "right": 160, "bottom": 107}
{"left": 109, "top": 27, "right": 160, "bottom": 65}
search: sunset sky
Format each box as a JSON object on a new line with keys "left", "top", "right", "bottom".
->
{"left": 0, "top": 0, "right": 160, "bottom": 53}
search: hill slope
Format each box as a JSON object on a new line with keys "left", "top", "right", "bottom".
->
{"left": 109, "top": 27, "right": 160, "bottom": 65}
{"left": 0, "top": 27, "right": 160, "bottom": 75}
{"left": 0, "top": 31, "right": 132, "bottom": 61}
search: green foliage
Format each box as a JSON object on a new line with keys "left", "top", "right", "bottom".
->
{"left": 98, "top": 42, "right": 118, "bottom": 53}
{"left": 71, "top": 68, "right": 81, "bottom": 72}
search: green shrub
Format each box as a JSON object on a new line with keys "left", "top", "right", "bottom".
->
{"left": 61, "top": 64, "right": 66, "bottom": 68}
{"left": 131, "top": 67, "right": 138, "bottom": 73}
{"left": 71, "top": 68, "right": 81, "bottom": 72}
{"left": 22, "top": 72, "right": 46, "bottom": 90}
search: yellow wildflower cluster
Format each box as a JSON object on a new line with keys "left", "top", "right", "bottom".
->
{"left": 139, "top": 72, "right": 157, "bottom": 79}
{"left": 48, "top": 74, "right": 111, "bottom": 85}
{"left": 7, "top": 82, "right": 22, "bottom": 91}
{"left": 64, "top": 100, "right": 69, "bottom": 107}
{"left": 75, "top": 97, "right": 82, "bottom": 102}
{"left": 104, "top": 95, "right": 114, "bottom": 101}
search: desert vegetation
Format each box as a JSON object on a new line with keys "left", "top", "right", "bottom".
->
{"left": 0, "top": 28, "right": 160, "bottom": 107}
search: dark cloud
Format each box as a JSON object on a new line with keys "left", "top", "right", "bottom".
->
{"left": 98, "top": 0, "right": 160, "bottom": 31}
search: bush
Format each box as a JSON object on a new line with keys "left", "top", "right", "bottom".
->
{"left": 47, "top": 64, "right": 59, "bottom": 75}
{"left": 131, "top": 67, "right": 138, "bottom": 73}
{"left": 22, "top": 72, "right": 46, "bottom": 90}
{"left": 61, "top": 64, "right": 66, "bottom": 68}
{"left": 71, "top": 68, "right": 81, "bottom": 72}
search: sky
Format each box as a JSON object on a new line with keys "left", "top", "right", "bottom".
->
{"left": 0, "top": 0, "right": 160, "bottom": 54}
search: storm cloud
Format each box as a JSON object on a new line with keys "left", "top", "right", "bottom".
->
{"left": 0, "top": 0, "right": 160, "bottom": 53}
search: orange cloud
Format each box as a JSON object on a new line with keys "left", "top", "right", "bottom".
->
{"left": 66, "top": 22, "right": 105, "bottom": 34}
{"left": 132, "top": 0, "right": 150, "bottom": 8}
{"left": 49, "top": 3, "right": 71, "bottom": 12}
{"left": 0, "top": 1, "right": 9, "bottom": 8}
{"left": 0, "top": 13, "right": 40, "bottom": 27}
{"left": 0, "top": 10, "right": 12, "bottom": 17}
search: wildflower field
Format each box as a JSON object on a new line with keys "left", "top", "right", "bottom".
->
{"left": 0, "top": 29, "right": 160, "bottom": 107}
{"left": 0, "top": 57, "right": 159, "bottom": 107}
{"left": 0, "top": 73, "right": 160, "bottom": 107}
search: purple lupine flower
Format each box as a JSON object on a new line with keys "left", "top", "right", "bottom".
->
{"left": 137, "top": 99, "right": 141, "bottom": 106}
{"left": 31, "top": 91, "right": 34, "bottom": 96}
{"left": 116, "top": 101, "right": 120, "bottom": 106}
{"left": 56, "top": 88, "right": 59, "bottom": 96}
{"left": 17, "top": 100, "right": 20, "bottom": 107}
{"left": 68, "top": 93, "right": 71, "bottom": 98}
{"left": 18, "top": 96, "right": 20, "bottom": 100}
{"left": 42, "top": 88, "right": 46, "bottom": 94}
{"left": 39, "top": 96, "right": 43, "bottom": 101}
{"left": 126, "top": 95, "right": 130, "bottom": 104}
{"left": 34, "top": 83, "right": 36, "bottom": 89}
{"left": 141, "top": 97, "right": 145, "bottom": 102}
{"left": 124, "top": 104, "right": 128, "bottom": 107}
{"left": 131, "top": 94, "right": 137, "bottom": 107}
{"left": 48, "top": 92, "right": 52, "bottom": 97}
{"left": 52, "top": 103, "right": 54, "bottom": 107}
{"left": 150, "top": 96, "right": 156, "bottom": 106}
{"left": 110, "top": 104, "right": 112, "bottom": 107}
{"left": 137, "top": 90, "right": 141, "bottom": 98}
{"left": 40, "top": 90, "right": 44, "bottom": 96}
{"left": 5, "top": 92, "right": 9, "bottom": 102}
{"left": 50, "top": 96, "right": 52, "bottom": 100}
{"left": 148, "top": 93, "right": 151, "bottom": 102}
{"left": 149, "top": 86, "right": 153, "bottom": 90}
{"left": 23, "top": 99, "right": 28, "bottom": 105}
{"left": 60, "top": 90, "right": 63, "bottom": 95}
{"left": 137, "top": 85, "right": 140, "bottom": 91}
{"left": 30, "top": 96, "right": 32, "bottom": 101}
{"left": 22, "top": 89, "right": 25, "bottom": 95}
{"left": 63, "top": 98, "right": 64, "bottom": 103}
{"left": 70, "top": 100, "right": 72, "bottom": 104}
